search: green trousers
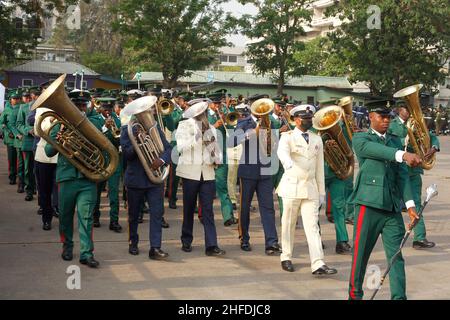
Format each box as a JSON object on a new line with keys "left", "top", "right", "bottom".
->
{"left": 272, "top": 164, "right": 284, "bottom": 217}
{"left": 59, "top": 179, "right": 97, "bottom": 260}
{"left": 410, "top": 174, "right": 426, "bottom": 241}
{"left": 94, "top": 162, "right": 121, "bottom": 222}
{"left": 345, "top": 177, "right": 355, "bottom": 220}
{"left": 215, "top": 164, "right": 234, "bottom": 222}
{"left": 22, "top": 151, "right": 35, "bottom": 196}
{"left": 166, "top": 162, "right": 180, "bottom": 203}
{"left": 16, "top": 148, "right": 24, "bottom": 186}
{"left": 326, "top": 177, "right": 349, "bottom": 243}
{"left": 349, "top": 205, "right": 406, "bottom": 300}
{"left": 7, "top": 145, "right": 17, "bottom": 181}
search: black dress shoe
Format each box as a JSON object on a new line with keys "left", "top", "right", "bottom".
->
{"left": 232, "top": 203, "right": 237, "bottom": 211}
{"left": 109, "top": 221, "right": 122, "bottom": 233}
{"left": 129, "top": 244, "right": 139, "bottom": 255}
{"left": 9, "top": 180, "right": 16, "bottom": 185}
{"left": 149, "top": 248, "right": 169, "bottom": 260}
{"left": 336, "top": 241, "right": 352, "bottom": 255}
{"left": 281, "top": 260, "right": 294, "bottom": 272}
{"left": 17, "top": 186, "right": 24, "bottom": 193}
{"left": 205, "top": 246, "right": 226, "bottom": 256}
{"left": 181, "top": 242, "right": 192, "bottom": 252}
{"left": 43, "top": 222, "right": 51, "bottom": 231}
{"left": 169, "top": 200, "right": 177, "bottom": 209}
{"left": 37, "top": 207, "right": 43, "bottom": 215}
{"left": 265, "top": 243, "right": 282, "bottom": 255}
{"left": 240, "top": 242, "right": 252, "bottom": 252}
{"left": 413, "top": 239, "right": 436, "bottom": 249}
{"left": 80, "top": 256, "right": 100, "bottom": 268}
{"left": 53, "top": 207, "right": 59, "bottom": 219}
{"left": 224, "top": 217, "right": 238, "bottom": 226}
{"left": 25, "top": 194, "right": 33, "bottom": 201}
{"left": 312, "top": 265, "right": 337, "bottom": 275}
{"left": 161, "top": 217, "right": 170, "bottom": 228}
{"left": 93, "top": 217, "right": 100, "bottom": 228}
{"left": 61, "top": 249, "right": 73, "bottom": 261}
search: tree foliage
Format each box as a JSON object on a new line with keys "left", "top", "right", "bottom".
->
{"left": 327, "top": 0, "right": 450, "bottom": 96}
{"left": 237, "top": 0, "right": 312, "bottom": 94}
{"left": 113, "top": 0, "right": 233, "bottom": 88}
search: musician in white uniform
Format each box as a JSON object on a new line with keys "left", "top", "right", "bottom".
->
{"left": 277, "top": 104, "right": 337, "bottom": 275}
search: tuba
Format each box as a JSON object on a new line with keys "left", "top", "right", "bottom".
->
{"left": 31, "top": 74, "right": 119, "bottom": 182}
{"left": 251, "top": 98, "right": 274, "bottom": 156}
{"left": 338, "top": 96, "right": 358, "bottom": 139}
{"left": 123, "top": 96, "right": 170, "bottom": 184}
{"left": 313, "top": 105, "right": 354, "bottom": 180}
{"left": 393, "top": 84, "right": 435, "bottom": 170}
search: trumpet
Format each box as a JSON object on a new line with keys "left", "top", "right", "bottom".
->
{"left": 107, "top": 115, "right": 121, "bottom": 139}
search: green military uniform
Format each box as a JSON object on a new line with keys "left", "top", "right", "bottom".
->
{"left": 9, "top": 99, "right": 25, "bottom": 189}
{"left": 207, "top": 107, "right": 235, "bottom": 223}
{"left": 45, "top": 116, "right": 103, "bottom": 261}
{"left": 91, "top": 109, "right": 122, "bottom": 226}
{"left": 16, "top": 99, "right": 36, "bottom": 198}
{"left": 388, "top": 115, "right": 440, "bottom": 242}
{"left": 0, "top": 99, "right": 18, "bottom": 184}
{"left": 348, "top": 101, "right": 414, "bottom": 300}
{"left": 269, "top": 112, "right": 285, "bottom": 217}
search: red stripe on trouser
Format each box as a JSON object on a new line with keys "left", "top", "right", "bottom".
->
{"left": 350, "top": 205, "right": 366, "bottom": 300}
{"left": 326, "top": 192, "right": 332, "bottom": 213}
{"left": 198, "top": 198, "right": 202, "bottom": 218}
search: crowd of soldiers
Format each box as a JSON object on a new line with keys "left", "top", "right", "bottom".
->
{"left": 0, "top": 79, "right": 441, "bottom": 299}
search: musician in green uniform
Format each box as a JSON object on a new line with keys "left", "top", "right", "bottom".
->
{"left": 91, "top": 96, "right": 123, "bottom": 232}
{"left": 348, "top": 99, "right": 421, "bottom": 300}
{"left": 206, "top": 93, "right": 237, "bottom": 226}
{"left": 388, "top": 100, "right": 440, "bottom": 249}
{"left": 16, "top": 89, "right": 36, "bottom": 201}
{"left": 10, "top": 89, "right": 25, "bottom": 193}
{"left": 1, "top": 90, "right": 20, "bottom": 185}
{"left": 45, "top": 91, "right": 102, "bottom": 268}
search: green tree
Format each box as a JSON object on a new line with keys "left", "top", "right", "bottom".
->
{"left": 237, "top": 0, "right": 312, "bottom": 94}
{"left": 292, "top": 36, "right": 348, "bottom": 77}
{"left": 113, "top": 0, "right": 233, "bottom": 88}
{"left": 327, "top": 0, "right": 450, "bottom": 96}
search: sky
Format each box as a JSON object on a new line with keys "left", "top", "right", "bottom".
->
{"left": 221, "top": 0, "right": 258, "bottom": 46}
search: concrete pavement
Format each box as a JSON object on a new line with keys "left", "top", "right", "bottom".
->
{"left": 1, "top": 138, "right": 450, "bottom": 300}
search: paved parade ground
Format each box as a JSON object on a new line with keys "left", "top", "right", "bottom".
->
{"left": 1, "top": 138, "right": 450, "bottom": 300}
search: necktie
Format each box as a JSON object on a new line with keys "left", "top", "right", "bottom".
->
{"left": 380, "top": 135, "right": 386, "bottom": 143}
{"left": 302, "top": 132, "right": 309, "bottom": 144}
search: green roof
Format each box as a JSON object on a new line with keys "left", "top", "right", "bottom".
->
{"left": 130, "top": 71, "right": 352, "bottom": 89}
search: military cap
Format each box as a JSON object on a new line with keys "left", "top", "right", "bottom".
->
{"left": 68, "top": 90, "right": 91, "bottom": 103}
{"left": 272, "top": 96, "right": 286, "bottom": 106}
{"left": 248, "top": 94, "right": 269, "bottom": 103}
{"left": 22, "top": 89, "right": 31, "bottom": 97}
{"left": 365, "top": 99, "right": 393, "bottom": 114}
{"left": 96, "top": 97, "right": 116, "bottom": 109}
{"left": 119, "top": 90, "right": 128, "bottom": 96}
{"left": 29, "top": 86, "right": 42, "bottom": 95}
{"left": 10, "top": 89, "right": 21, "bottom": 99}
{"left": 207, "top": 92, "right": 224, "bottom": 103}
{"left": 147, "top": 85, "right": 162, "bottom": 95}
{"left": 318, "top": 98, "right": 338, "bottom": 107}
{"left": 291, "top": 104, "right": 316, "bottom": 118}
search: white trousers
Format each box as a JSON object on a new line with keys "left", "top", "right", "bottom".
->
{"left": 280, "top": 197, "right": 325, "bottom": 272}
{"left": 227, "top": 146, "right": 242, "bottom": 204}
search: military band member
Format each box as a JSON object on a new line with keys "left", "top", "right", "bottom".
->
{"left": 348, "top": 99, "right": 421, "bottom": 300}
{"left": 45, "top": 91, "right": 101, "bottom": 268}
{"left": 16, "top": 89, "right": 36, "bottom": 201}
{"left": 233, "top": 94, "right": 281, "bottom": 254}
{"left": 10, "top": 90, "right": 25, "bottom": 193}
{"left": 175, "top": 101, "right": 226, "bottom": 256}
{"left": 91, "top": 97, "right": 123, "bottom": 232}
{"left": 388, "top": 101, "right": 440, "bottom": 249}
{"left": 207, "top": 93, "right": 238, "bottom": 226}
{"left": 121, "top": 97, "right": 172, "bottom": 258}
{"left": 277, "top": 105, "right": 337, "bottom": 274}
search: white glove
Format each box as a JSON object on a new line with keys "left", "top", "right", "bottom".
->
{"left": 319, "top": 195, "right": 326, "bottom": 208}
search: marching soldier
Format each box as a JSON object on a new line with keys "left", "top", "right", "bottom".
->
{"left": 45, "top": 91, "right": 101, "bottom": 268}
{"left": 232, "top": 94, "right": 281, "bottom": 254}
{"left": 277, "top": 105, "right": 337, "bottom": 274}
{"left": 175, "top": 100, "right": 226, "bottom": 256}
{"left": 9, "top": 89, "right": 25, "bottom": 193}
{"left": 120, "top": 96, "right": 172, "bottom": 258}
{"left": 206, "top": 93, "right": 238, "bottom": 226}
{"left": 91, "top": 97, "right": 123, "bottom": 232}
{"left": 16, "top": 89, "right": 36, "bottom": 201}
{"left": 348, "top": 99, "right": 421, "bottom": 300}
{"left": 388, "top": 100, "right": 440, "bottom": 249}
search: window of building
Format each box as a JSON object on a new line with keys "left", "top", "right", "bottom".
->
{"left": 81, "top": 81, "right": 87, "bottom": 89}
{"left": 219, "top": 55, "right": 228, "bottom": 63}
{"left": 307, "top": 96, "right": 315, "bottom": 105}
{"left": 22, "top": 79, "right": 33, "bottom": 87}
{"left": 66, "top": 81, "right": 75, "bottom": 89}
{"left": 228, "top": 55, "right": 237, "bottom": 63}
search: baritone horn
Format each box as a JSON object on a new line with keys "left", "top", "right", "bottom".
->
{"left": 251, "top": 98, "right": 274, "bottom": 156}
{"left": 313, "top": 105, "right": 354, "bottom": 180}
{"left": 338, "top": 96, "right": 358, "bottom": 139}
{"left": 393, "top": 84, "right": 435, "bottom": 170}
{"left": 31, "top": 74, "right": 119, "bottom": 182}
{"left": 123, "top": 96, "right": 170, "bottom": 184}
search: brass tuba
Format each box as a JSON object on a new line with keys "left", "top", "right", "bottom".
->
{"left": 338, "top": 96, "right": 358, "bottom": 139}
{"left": 393, "top": 84, "right": 435, "bottom": 170}
{"left": 123, "top": 96, "right": 170, "bottom": 184}
{"left": 31, "top": 74, "right": 119, "bottom": 182}
{"left": 251, "top": 98, "right": 274, "bottom": 156}
{"left": 313, "top": 105, "right": 354, "bottom": 180}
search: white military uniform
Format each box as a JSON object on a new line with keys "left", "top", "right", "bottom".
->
{"left": 277, "top": 120, "right": 326, "bottom": 272}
